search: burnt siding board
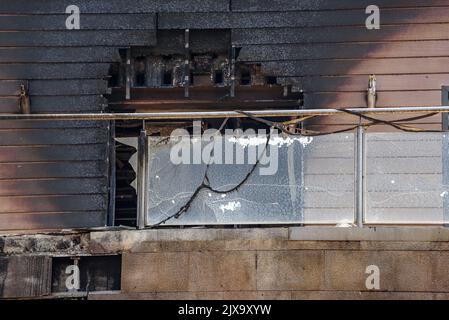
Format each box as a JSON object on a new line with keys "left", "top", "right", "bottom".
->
{"left": 29, "top": 96, "right": 107, "bottom": 113}
{"left": 1, "top": 31, "right": 157, "bottom": 47}
{"left": 0, "top": 128, "right": 108, "bottom": 145}
{"left": 0, "top": 64, "right": 111, "bottom": 80}
{"left": 0, "top": 195, "right": 107, "bottom": 213}
{"left": 0, "top": 47, "right": 121, "bottom": 63}
{"left": 0, "top": 96, "right": 108, "bottom": 114}
{"left": 0, "top": 145, "right": 108, "bottom": 162}
{"left": 0, "top": 161, "right": 107, "bottom": 179}
{"left": 0, "top": 3, "right": 159, "bottom": 230}
{"left": 262, "top": 58, "right": 449, "bottom": 76}
{"left": 239, "top": 41, "right": 449, "bottom": 61}
{"left": 0, "top": 120, "right": 105, "bottom": 129}
{"left": 0, "top": 14, "right": 156, "bottom": 31}
{"left": 0, "top": 0, "right": 230, "bottom": 14}
{"left": 232, "top": 0, "right": 449, "bottom": 11}
{"left": 158, "top": 8, "right": 449, "bottom": 29}
{"left": 0, "top": 178, "right": 108, "bottom": 196}
{"left": 0, "top": 212, "right": 106, "bottom": 231}
{"left": 232, "top": 25, "right": 449, "bottom": 45}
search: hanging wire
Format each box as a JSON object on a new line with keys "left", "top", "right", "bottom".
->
{"left": 152, "top": 108, "right": 445, "bottom": 225}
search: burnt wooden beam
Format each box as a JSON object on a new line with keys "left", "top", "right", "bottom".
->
{"left": 0, "top": 256, "right": 51, "bottom": 299}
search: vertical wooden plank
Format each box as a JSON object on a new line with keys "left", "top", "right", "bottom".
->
{"left": 0, "top": 256, "right": 52, "bottom": 298}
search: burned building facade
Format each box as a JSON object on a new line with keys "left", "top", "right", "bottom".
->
{"left": 3, "top": 0, "right": 449, "bottom": 301}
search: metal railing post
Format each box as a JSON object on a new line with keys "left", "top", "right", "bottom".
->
{"left": 136, "top": 127, "right": 148, "bottom": 229}
{"left": 355, "top": 124, "right": 366, "bottom": 227}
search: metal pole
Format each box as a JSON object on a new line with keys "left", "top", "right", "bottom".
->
{"left": 136, "top": 128, "right": 148, "bottom": 229}
{"left": 184, "top": 29, "right": 190, "bottom": 98}
{"left": 355, "top": 123, "right": 366, "bottom": 228}
{"left": 230, "top": 45, "right": 236, "bottom": 98}
{"left": 1, "top": 106, "right": 449, "bottom": 121}
{"left": 125, "top": 48, "right": 131, "bottom": 100}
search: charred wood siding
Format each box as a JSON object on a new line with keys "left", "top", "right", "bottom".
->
{"left": 229, "top": 1, "right": 449, "bottom": 112}
{"left": 0, "top": 1, "right": 229, "bottom": 231}
{"left": 0, "top": 0, "right": 448, "bottom": 231}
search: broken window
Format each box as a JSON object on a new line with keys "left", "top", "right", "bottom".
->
{"left": 106, "top": 30, "right": 302, "bottom": 227}
{"left": 142, "top": 131, "right": 355, "bottom": 226}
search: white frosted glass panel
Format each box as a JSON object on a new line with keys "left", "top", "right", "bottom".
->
{"left": 365, "top": 133, "right": 449, "bottom": 224}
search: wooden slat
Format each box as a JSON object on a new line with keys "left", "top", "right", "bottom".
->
{"left": 0, "top": 95, "right": 106, "bottom": 113}
{"left": 0, "top": 63, "right": 110, "bottom": 80}
{"left": 159, "top": 8, "right": 449, "bottom": 29}
{"left": 367, "top": 157, "right": 442, "bottom": 174}
{"left": 0, "top": 211, "right": 106, "bottom": 231}
{"left": 0, "top": 0, "right": 230, "bottom": 14}
{"left": 27, "top": 95, "right": 106, "bottom": 113}
{"left": 0, "top": 145, "right": 107, "bottom": 162}
{"left": 304, "top": 158, "right": 353, "bottom": 174}
{"left": 368, "top": 192, "right": 443, "bottom": 208}
{"left": 303, "top": 91, "right": 442, "bottom": 108}
{"left": 366, "top": 174, "right": 443, "bottom": 191}
{"left": 0, "top": 161, "right": 107, "bottom": 179}
{"left": 0, "top": 194, "right": 107, "bottom": 212}
{"left": 0, "top": 120, "right": 106, "bottom": 129}
{"left": 232, "top": 0, "right": 449, "bottom": 12}
{"left": 232, "top": 24, "right": 449, "bottom": 45}
{"left": 0, "top": 128, "right": 108, "bottom": 145}
{"left": 263, "top": 58, "right": 449, "bottom": 76}
{"left": 0, "top": 30, "right": 156, "bottom": 47}
{"left": 0, "top": 47, "right": 120, "bottom": 63}
{"left": 305, "top": 192, "right": 354, "bottom": 208}
{"left": 29, "top": 80, "right": 109, "bottom": 95}
{"left": 0, "top": 14, "right": 155, "bottom": 30}
{"left": 239, "top": 41, "right": 449, "bottom": 62}
{"left": 0, "top": 256, "right": 51, "bottom": 298}
{"left": 365, "top": 208, "right": 444, "bottom": 223}
{"left": 0, "top": 178, "right": 107, "bottom": 196}
{"left": 280, "top": 74, "right": 449, "bottom": 92}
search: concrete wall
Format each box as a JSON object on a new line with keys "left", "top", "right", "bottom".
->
{"left": 3, "top": 227, "right": 449, "bottom": 299}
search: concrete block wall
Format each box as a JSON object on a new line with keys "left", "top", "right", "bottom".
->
{"left": 4, "top": 227, "right": 449, "bottom": 299}
{"left": 89, "top": 227, "right": 449, "bottom": 300}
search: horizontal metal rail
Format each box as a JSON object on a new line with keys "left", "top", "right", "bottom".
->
{"left": 0, "top": 106, "right": 448, "bottom": 121}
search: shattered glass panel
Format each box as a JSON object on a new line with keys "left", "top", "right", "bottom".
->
{"left": 366, "top": 133, "right": 449, "bottom": 224}
{"left": 146, "top": 132, "right": 355, "bottom": 226}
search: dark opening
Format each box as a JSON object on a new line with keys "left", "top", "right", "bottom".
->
{"left": 108, "top": 63, "right": 121, "bottom": 88}
{"left": 266, "top": 76, "right": 277, "bottom": 85}
{"left": 240, "top": 70, "right": 251, "bottom": 85}
{"left": 214, "top": 70, "right": 224, "bottom": 85}
{"left": 162, "top": 70, "right": 173, "bottom": 86}
{"left": 134, "top": 57, "right": 147, "bottom": 87}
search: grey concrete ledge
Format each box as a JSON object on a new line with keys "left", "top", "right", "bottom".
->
{"left": 288, "top": 227, "right": 449, "bottom": 242}
{"left": 4, "top": 226, "right": 449, "bottom": 256}
{"left": 90, "top": 226, "right": 449, "bottom": 243}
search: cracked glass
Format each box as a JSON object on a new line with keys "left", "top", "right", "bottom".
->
{"left": 145, "top": 132, "right": 355, "bottom": 226}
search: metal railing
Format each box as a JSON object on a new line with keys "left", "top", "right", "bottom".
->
{"left": 0, "top": 106, "right": 448, "bottom": 121}
{"left": 1, "top": 106, "right": 448, "bottom": 228}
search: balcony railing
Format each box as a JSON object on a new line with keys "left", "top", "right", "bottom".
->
{"left": 141, "top": 129, "right": 449, "bottom": 227}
